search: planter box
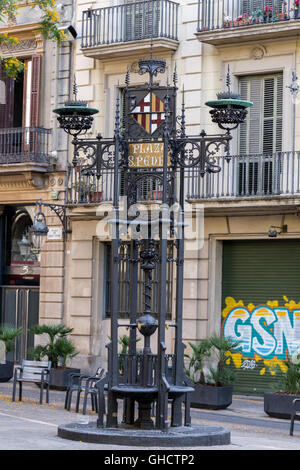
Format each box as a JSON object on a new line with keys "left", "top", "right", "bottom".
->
{"left": 0, "top": 361, "right": 14, "bottom": 382}
{"left": 49, "top": 367, "right": 81, "bottom": 391}
{"left": 264, "top": 392, "right": 300, "bottom": 419}
{"left": 190, "top": 383, "right": 233, "bottom": 410}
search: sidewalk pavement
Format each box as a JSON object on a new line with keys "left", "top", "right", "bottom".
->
{"left": 0, "top": 380, "right": 299, "bottom": 451}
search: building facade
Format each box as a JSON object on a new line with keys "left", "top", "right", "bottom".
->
{"left": 2, "top": 0, "right": 300, "bottom": 395}
{"left": 0, "top": 0, "right": 74, "bottom": 361}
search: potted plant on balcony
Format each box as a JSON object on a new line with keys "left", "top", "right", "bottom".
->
{"left": 223, "top": 16, "right": 232, "bottom": 28}
{"left": 263, "top": 5, "right": 273, "bottom": 22}
{"left": 0, "top": 326, "right": 23, "bottom": 382}
{"left": 29, "top": 323, "right": 80, "bottom": 390}
{"left": 252, "top": 9, "right": 263, "bottom": 23}
{"left": 186, "top": 335, "right": 241, "bottom": 409}
{"left": 294, "top": 0, "right": 299, "bottom": 19}
{"left": 264, "top": 352, "right": 300, "bottom": 419}
{"left": 74, "top": 180, "right": 102, "bottom": 203}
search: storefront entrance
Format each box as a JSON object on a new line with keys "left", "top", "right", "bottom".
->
{"left": 0, "top": 206, "right": 40, "bottom": 362}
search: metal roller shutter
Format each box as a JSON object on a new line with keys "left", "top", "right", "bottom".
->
{"left": 222, "top": 239, "right": 300, "bottom": 395}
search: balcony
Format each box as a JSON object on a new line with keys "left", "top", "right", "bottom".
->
{"left": 81, "top": 0, "right": 179, "bottom": 60}
{"left": 66, "top": 150, "right": 300, "bottom": 212}
{"left": 185, "top": 151, "right": 300, "bottom": 211}
{"left": 196, "top": 0, "right": 300, "bottom": 45}
{"left": 0, "top": 127, "right": 51, "bottom": 176}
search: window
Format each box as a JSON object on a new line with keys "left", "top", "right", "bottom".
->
{"left": 239, "top": 73, "right": 283, "bottom": 154}
{"left": 104, "top": 242, "right": 173, "bottom": 320}
{"left": 238, "top": 73, "right": 283, "bottom": 195}
{"left": 0, "top": 55, "right": 41, "bottom": 129}
{"left": 124, "top": 0, "right": 160, "bottom": 41}
{"left": 240, "top": 0, "right": 286, "bottom": 17}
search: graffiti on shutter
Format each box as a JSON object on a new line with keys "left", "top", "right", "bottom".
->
{"left": 221, "top": 296, "right": 300, "bottom": 379}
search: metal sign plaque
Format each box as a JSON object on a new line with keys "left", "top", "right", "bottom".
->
{"left": 47, "top": 227, "right": 63, "bottom": 240}
{"left": 128, "top": 142, "right": 170, "bottom": 168}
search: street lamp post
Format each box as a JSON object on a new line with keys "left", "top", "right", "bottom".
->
{"left": 40, "top": 55, "right": 252, "bottom": 445}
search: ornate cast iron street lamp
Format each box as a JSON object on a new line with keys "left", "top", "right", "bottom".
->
{"left": 55, "top": 56, "right": 252, "bottom": 445}
{"left": 205, "top": 66, "right": 252, "bottom": 135}
{"left": 53, "top": 78, "right": 98, "bottom": 137}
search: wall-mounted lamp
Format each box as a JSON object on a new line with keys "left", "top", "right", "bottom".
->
{"left": 17, "top": 233, "right": 32, "bottom": 260}
{"left": 29, "top": 200, "right": 71, "bottom": 253}
{"left": 268, "top": 225, "right": 288, "bottom": 238}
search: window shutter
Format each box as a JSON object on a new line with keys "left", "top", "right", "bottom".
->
{"left": 238, "top": 73, "right": 283, "bottom": 195}
{"left": 30, "top": 55, "right": 41, "bottom": 127}
{"left": 239, "top": 76, "right": 262, "bottom": 154}
{"left": 241, "top": 0, "right": 285, "bottom": 15}
{"left": 263, "top": 75, "right": 283, "bottom": 154}
{"left": 124, "top": 0, "right": 160, "bottom": 40}
{"left": 276, "top": 75, "right": 283, "bottom": 152}
{"left": 0, "top": 64, "right": 14, "bottom": 129}
{"left": 239, "top": 74, "right": 282, "bottom": 155}
{"left": 263, "top": 77, "right": 275, "bottom": 155}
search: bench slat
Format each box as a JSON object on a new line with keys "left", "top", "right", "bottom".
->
{"left": 22, "top": 360, "right": 50, "bottom": 368}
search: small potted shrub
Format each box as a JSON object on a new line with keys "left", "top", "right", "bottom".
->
{"left": 0, "top": 326, "right": 23, "bottom": 382}
{"left": 29, "top": 323, "right": 80, "bottom": 390}
{"left": 264, "top": 353, "right": 300, "bottom": 419}
{"left": 295, "top": 0, "right": 300, "bottom": 18}
{"left": 186, "top": 335, "right": 241, "bottom": 409}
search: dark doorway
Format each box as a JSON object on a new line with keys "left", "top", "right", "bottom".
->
{"left": 0, "top": 206, "right": 40, "bottom": 362}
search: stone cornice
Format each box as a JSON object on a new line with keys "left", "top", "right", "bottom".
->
{"left": 0, "top": 171, "right": 48, "bottom": 190}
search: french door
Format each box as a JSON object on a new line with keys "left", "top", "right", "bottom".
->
{"left": 1, "top": 286, "right": 39, "bottom": 363}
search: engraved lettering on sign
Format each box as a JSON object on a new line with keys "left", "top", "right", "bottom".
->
{"left": 128, "top": 142, "right": 170, "bottom": 168}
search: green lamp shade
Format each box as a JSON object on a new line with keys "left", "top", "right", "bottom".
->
{"left": 205, "top": 98, "right": 253, "bottom": 109}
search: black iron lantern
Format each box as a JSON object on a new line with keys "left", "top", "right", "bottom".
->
{"left": 17, "top": 233, "right": 32, "bottom": 260}
{"left": 29, "top": 201, "right": 49, "bottom": 253}
{"left": 205, "top": 67, "right": 252, "bottom": 132}
{"left": 53, "top": 79, "right": 98, "bottom": 136}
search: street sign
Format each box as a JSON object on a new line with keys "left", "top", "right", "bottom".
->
{"left": 47, "top": 227, "right": 63, "bottom": 240}
{"left": 128, "top": 142, "right": 170, "bottom": 168}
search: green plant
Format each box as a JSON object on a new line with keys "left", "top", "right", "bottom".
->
{"left": 29, "top": 323, "right": 78, "bottom": 369}
{"left": 277, "top": 352, "right": 300, "bottom": 394}
{"left": 185, "top": 335, "right": 241, "bottom": 386}
{"left": 184, "top": 338, "right": 212, "bottom": 384}
{"left": 73, "top": 180, "right": 96, "bottom": 194}
{"left": 111, "top": 334, "right": 141, "bottom": 374}
{"left": 0, "top": 0, "right": 66, "bottom": 79}
{"left": 0, "top": 325, "right": 23, "bottom": 356}
{"left": 207, "top": 335, "right": 241, "bottom": 386}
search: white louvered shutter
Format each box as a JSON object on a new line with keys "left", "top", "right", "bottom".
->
{"left": 262, "top": 75, "right": 283, "bottom": 154}
{"left": 239, "top": 76, "right": 262, "bottom": 154}
{"left": 239, "top": 74, "right": 283, "bottom": 154}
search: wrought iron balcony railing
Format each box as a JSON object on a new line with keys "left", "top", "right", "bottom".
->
{"left": 81, "top": 0, "right": 179, "bottom": 49}
{"left": 0, "top": 127, "right": 51, "bottom": 165}
{"left": 185, "top": 151, "right": 300, "bottom": 200}
{"left": 197, "top": 0, "right": 299, "bottom": 33}
{"left": 66, "top": 151, "right": 300, "bottom": 204}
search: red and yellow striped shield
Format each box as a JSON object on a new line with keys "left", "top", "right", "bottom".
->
{"left": 131, "top": 92, "right": 165, "bottom": 134}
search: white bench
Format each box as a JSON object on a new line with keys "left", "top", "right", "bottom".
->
{"left": 12, "top": 360, "right": 51, "bottom": 404}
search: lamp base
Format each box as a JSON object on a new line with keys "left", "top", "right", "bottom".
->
{"left": 57, "top": 422, "right": 230, "bottom": 447}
